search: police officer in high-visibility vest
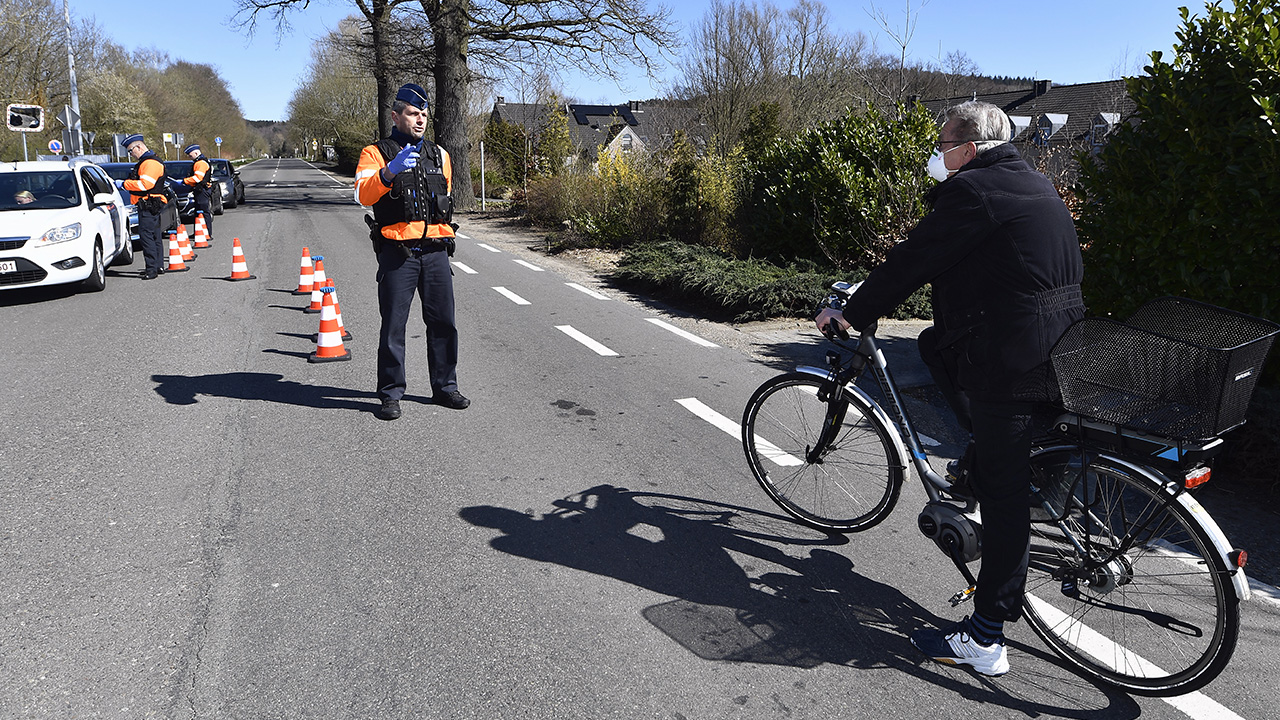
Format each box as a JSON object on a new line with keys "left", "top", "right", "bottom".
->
{"left": 355, "top": 82, "right": 468, "bottom": 421}
{"left": 117, "top": 134, "right": 169, "bottom": 279}
{"left": 182, "top": 143, "right": 214, "bottom": 240}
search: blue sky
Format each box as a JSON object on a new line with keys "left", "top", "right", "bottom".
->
{"left": 76, "top": 0, "right": 1197, "bottom": 121}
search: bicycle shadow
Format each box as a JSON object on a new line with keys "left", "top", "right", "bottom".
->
{"left": 460, "top": 484, "right": 1141, "bottom": 717}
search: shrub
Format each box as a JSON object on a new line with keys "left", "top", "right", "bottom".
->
{"left": 1076, "top": 0, "right": 1280, "bottom": 338}
{"left": 665, "top": 132, "right": 743, "bottom": 252}
{"left": 739, "top": 103, "right": 937, "bottom": 270}
{"left": 571, "top": 151, "right": 668, "bottom": 249}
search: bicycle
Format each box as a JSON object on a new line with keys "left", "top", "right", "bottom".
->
{"left": 741, "top": 283, "right": 1279, "bottom": 696}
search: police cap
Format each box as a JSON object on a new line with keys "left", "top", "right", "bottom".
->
{"left": 183, "top": 144, "right": 200, "bottom": 155}
{"left": 121, "top": 133, "right": 144, "bottom": 149}
{"left": 395, "top": 83, "right": 429, "bottom": 110}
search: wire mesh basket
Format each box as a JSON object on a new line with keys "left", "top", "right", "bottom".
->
{"left": 1051, "top": 297, "right": 1279, "bottom": 439}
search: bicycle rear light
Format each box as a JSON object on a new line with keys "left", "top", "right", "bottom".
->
{"left": 1184, "top": 466, "right": 1211, "bottom": 489}
{"left": 1229, "top": 549, "right": 1248, "bottom": 569}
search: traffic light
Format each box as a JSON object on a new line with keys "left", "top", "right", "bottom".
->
{"left": 6, "top": 104, "right": 44, "bottom": 132}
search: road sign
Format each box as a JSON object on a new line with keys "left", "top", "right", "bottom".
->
{"left": 49, "top": 139, "right": 63, "bottom": 153}
{"left": 55, "top": 105, "right": 80, "bottom": 129}
{"left": 215, "top": 136, "right": 222, "bottom": 145}
{"left": 6, "top": 104, "right": 44, "bottom": 132}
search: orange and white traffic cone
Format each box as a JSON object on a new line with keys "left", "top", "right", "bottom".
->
{"left": 226, "top": 237, "right": 255, "bottom": 281}
{"left": 308, "top": 287, "right": 351, "bottom": 363}
{"left": 193, "top": 212, "right": 211, "bottom": 248}
{"left": 166, "top": 231, "right": 189, "bottom": 272}
{"left": 304, "top": 256, "right": 327, "bottom": 313}
{"left": 177, "top": 225, "right": 196, "bottom": 262}
{"left": 312, "top": 279, "right": 352, "bottom": 342}
{"left": 292, "top": 247, "right": 314, "bottom": 295}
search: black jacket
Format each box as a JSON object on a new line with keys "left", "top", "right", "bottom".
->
{"left": 843, "top": 143, "right": 1084, "bottom": 400}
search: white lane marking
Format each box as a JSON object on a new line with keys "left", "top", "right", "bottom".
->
{"left": 513, "top": 259, "right": 545, "bottom": 272}
{"left": 1024, "top": 594, "right": 1245, "bottom": 720}
{"left": 556, "top": 325, "right": 618, "bottom": 356}
{"left": 451, "top": 261, "right": 477, "bottom": 274}
{"left": 675, "top": 398, "right": 802, "bottom": 466}
{"left": 455, "top": 232, "right": 471, "bottom": 240}
{"left": 646, "top": 318, "right": 719, "bottom": 348}
{"left": 566, "top": 283, "right": 609, "bottom": 300}
{"left": 492, "top": 286, "right": 530, "bottom": 305}
{"left": 477, "top": 243, "right": 501, "bottom": 253}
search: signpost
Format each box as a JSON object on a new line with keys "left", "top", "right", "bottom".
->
{"left": 49, "top": 139, "right": 63, "bottom": 154}
{"left": 6, "top": 103, "right": 44, "bottom": 161}
{"left": 215, "top": 136, "right": 222, "bottom": 158}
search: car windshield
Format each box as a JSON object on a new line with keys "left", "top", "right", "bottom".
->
{"left": 0, "top": 170, "right": 81, "bottom": 211}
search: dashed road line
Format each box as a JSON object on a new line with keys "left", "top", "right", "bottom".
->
{"left": 514, "top": 259, "right": 545, "bottom": 272}
{"left": 646, "top": 318, "right": 719, "bottom": 348}
{"left": 556, "top": 325, "right": 618, "bottom": 356}
{"left": 675, "top": 398, "right": 801, "bottom": 466}
{"left": 492, "top": 286, "right": 530, "bottom": 305}
{"left": 477, "top": 243, "right": 501, "bottom": 253}
{"left": 566, "top": 283, "right": 609, "bottom": 300}
{"left": 451, "top": 261, "right": 477, "bottom": 274}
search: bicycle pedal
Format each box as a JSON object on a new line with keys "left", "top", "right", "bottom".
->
{"left": 948, "top": 586, "right": 976, "bottom": 607}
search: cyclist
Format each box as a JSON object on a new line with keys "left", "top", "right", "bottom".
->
{"left": 814, "top": 101, "right": 1084, "bottom": 676}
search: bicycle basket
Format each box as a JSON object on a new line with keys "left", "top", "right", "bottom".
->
{"left": 1050, "top": 297, "right": 1279, "bottom": 439}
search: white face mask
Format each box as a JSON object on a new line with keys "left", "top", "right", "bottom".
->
{"left": 926, "top": 144, "right": 966, "bottom": 182}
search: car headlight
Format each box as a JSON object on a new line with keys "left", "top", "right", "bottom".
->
{"left": 35, "top": 222, "right": 82, "bottom": 246}
{"left": 220, "top": 181, "right": 230, "bottom": 194}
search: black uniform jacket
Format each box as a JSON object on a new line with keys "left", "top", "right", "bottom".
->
{"left": 842, "top": 143, "right": 1084, "bottom": 401}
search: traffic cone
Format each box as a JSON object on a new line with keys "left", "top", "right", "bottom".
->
{"left": 308, "top": 287, "right": 351, "bottom": 363}
{"left": 226, "top": 237, "right": 255, "bottom": 281}
{"left": 193, "top": 213, "right": 211, "bottom": 248}
{"left": 312, "top": 279, "right": 352, "bottom": 342}
{"left": 304, "top": 256, "right": 327, "bottom": 313}
{"left": 292, "top": 247, "right": 314, "bottom": 295}
{"left": 165, "top": 231, "right": 189, "bottom": 272}
{"left": 177, "top": 225, "right": 196, "bottom": 262}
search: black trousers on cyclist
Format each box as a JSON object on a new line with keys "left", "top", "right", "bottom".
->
{"left": 919, "top": 325, "right": 1034, "bottom": 622}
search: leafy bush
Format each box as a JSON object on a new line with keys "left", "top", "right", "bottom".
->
{"left": 612, "top": 240, "right": 932, "bottom": 322}
{"left": 1076, "top": 0, "right": 1280, "bottom": 337}
{"left": 665, "top": 132, "right": 743, "bottom": 252}
{"left": 739, "top": 103, "right": 937, "bottom": 270}
{"left": 570, "top": 151, "right": 668, "bottom": 249}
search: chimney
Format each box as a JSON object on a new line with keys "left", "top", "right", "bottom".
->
{"left": 497, "top": 96, "right": 505, "bottom": 104}
{"left": 1034, "top": 80, "right": 1052, "bottom": 97}
{"left": 629, "top": 100, "right": 642, "bottom": 112}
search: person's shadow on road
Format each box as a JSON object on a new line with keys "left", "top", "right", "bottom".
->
{"left": 460, "top": 484, "right": 1140, "bottom": 718}
{"left": 151, "top": 371, "right": 422, "bottom": 412}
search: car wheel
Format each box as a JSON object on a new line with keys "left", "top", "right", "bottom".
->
{"left": 81, "top": 241, "right": 106, "bottom": 292}
{"left": 213, "top": 192, "right": 224, "bottom": 216}
{"left": 113, "top": 233, "right": 135, "bottom": 266}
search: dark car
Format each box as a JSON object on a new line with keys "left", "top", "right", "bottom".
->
{"left": 98, "top": 162, "right": 140, "bottom": 248}
{"left": 210, "top": 158, "right": 245, "bottom": 208}
{"left": 163, "top": 160, "right": 224, "bottom": 221}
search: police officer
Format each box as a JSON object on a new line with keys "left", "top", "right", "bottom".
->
{"left": 355, "top": 82, "right": 468, "bottom": 421}
{"left": 182, "top": 143, "right": 214, "bottom": 239}
{"left": 118, "top": 134, "right": 169, "bottom": 280}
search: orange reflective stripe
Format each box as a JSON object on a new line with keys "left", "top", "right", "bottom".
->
{"left": 355, "top": 145, "right": 391, "bottom": 206}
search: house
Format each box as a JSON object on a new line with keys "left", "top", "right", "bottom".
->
{"left": 489, "top": 98, "right": 706, "bottom": 161}
{"left": 919, "top": 79, "right": 1135, "bottom": 180}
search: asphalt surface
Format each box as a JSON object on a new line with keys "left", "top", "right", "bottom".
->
{"left": 2, "top": 158, "right": 1278, "bottom": 719}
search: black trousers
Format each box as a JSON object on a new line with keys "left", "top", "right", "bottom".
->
{"left": 376, "top": 244, "right": 458, "bottom": 401}
{"left": 137, "top": 206, "right": 164, "bottom": 275}
{"left": 193, "top": 187, "right": 214, "bottom": 238}
{"left": 918, "top": 325, "right": 1033, "bottom": 623}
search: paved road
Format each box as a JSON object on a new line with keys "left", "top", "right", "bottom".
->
{"left": 2, "top": 159, "right": 1277, "bottom": 719}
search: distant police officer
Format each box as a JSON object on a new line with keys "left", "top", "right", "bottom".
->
{"left": 118, "top": 134, "right": 169, "bottom": 279}
{"left": 355, "top": 82, "right": 468, "bottom": 421}
{"left": 182, "top": 143, "right": 214, "bottom": 239}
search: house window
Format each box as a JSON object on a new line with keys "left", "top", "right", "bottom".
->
{"left": 621, "top": 134, "right": 633, "bottom": 152}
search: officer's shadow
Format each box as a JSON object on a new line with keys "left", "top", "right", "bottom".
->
{"left": 461, "top": 485, "right": 1140, "bottom": 717}
{"left": 150, "top": 371, "right": 423, "bottom": 411}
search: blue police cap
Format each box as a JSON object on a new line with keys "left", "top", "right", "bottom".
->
{"left": 121, "top": 133, "right": 144, "bottom": 149}
{"left": 183, "top": 144, "right": 200, "bottom": 155}
{"left": 395, "top": 83, "right": 429, "bottom": 110}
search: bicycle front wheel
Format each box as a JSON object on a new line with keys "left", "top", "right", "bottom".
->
{"left": 742, "top": 373, "right": 904, "bottom": 533}
{"left": 1023, "top": 450, "right": 1240, "bottom": 696}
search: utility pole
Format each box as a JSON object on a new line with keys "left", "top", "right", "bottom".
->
{"left": 63, "top": 0, "right": 83, "bottom": 156}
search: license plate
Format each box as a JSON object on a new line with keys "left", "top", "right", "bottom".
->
{"left": 0, "top": 260, "right": 16, "bottom": 274}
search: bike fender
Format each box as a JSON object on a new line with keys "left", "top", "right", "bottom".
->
{"left": 1093, "top": 450, "right": 1252, "bottom": 603}
{"left": 795, "top": 365, "right": 910, "bottom": 473}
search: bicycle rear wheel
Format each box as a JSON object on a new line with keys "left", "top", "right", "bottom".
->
{"left": 742, "top": 373, "right": 904, "bottom": 532}
{"left": 1023, "top": 449, "right": 1239, "bottom": 696}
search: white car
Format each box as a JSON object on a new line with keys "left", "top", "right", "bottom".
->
{"left": 0, "top": 159, "right": 133, "bottom": 292}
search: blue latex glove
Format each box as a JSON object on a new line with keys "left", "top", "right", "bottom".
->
{"left": 385, "top": 141, "right": 421, "bottom": 176}
{"left": 115, "top": 179, "right": 126, "bottom": 191}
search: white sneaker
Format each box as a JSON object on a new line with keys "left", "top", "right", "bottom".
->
{"left": 911, "top": 618, "right": 1009, "bottom": 677}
